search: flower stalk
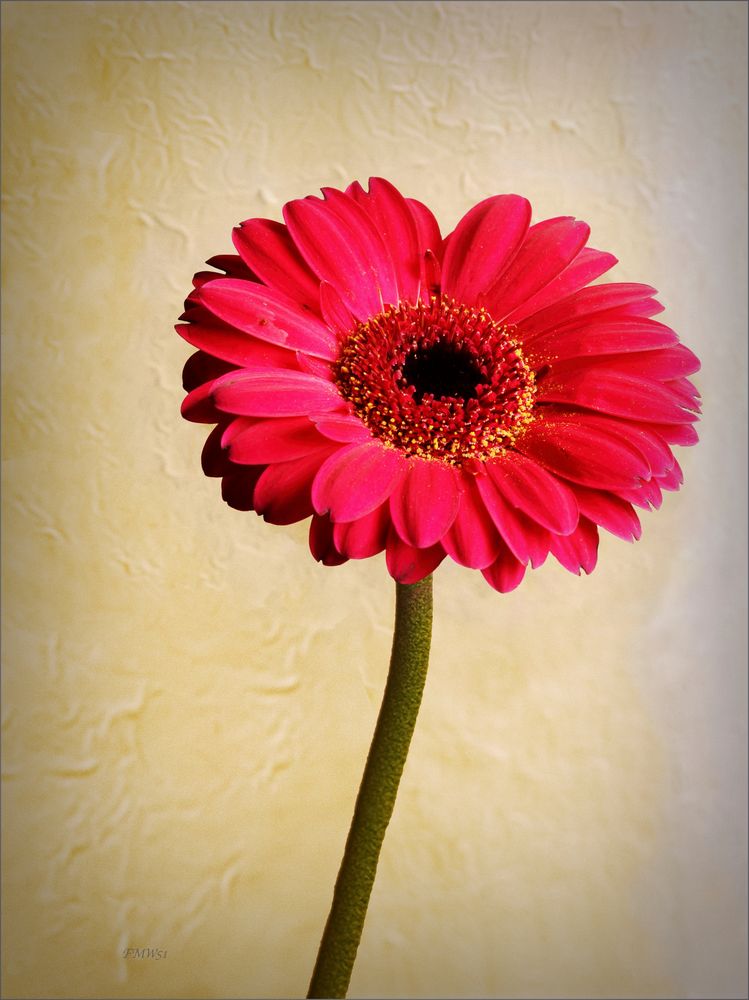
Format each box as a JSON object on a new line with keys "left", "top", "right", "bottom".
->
{"left": 307, "top": 575, "right": 434, "bottom": 999}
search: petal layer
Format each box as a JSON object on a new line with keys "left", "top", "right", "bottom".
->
{"left": 528, "top": 318, "right": 679, "bottom": 364}
{"left": 346, "top": 178, "right": 423, "bottom": 305}
{"left": 537, "top": 370, "right": 699, "bottom": 424}
{"left": 483, "top": 217, "right": 590, "bottom": 320}
{"left": 389, "top": 459, "right": 461, "bottom": 548}
{"left": 212, "top": 370, "right": 343, "bottom": 417}
{"left": 442, "top": 478, "right": 503, "bottom": 569}
{"left": 199, "top": 279, "right": 337, "bottom": 359}
{"left": 227, "top": 416, "right": 325, "bottom": 464}
{"left": 519, "top": 283, "right": 659, "bottom": 341}
{"left": 441, "top": 195, "right": 531, "bottom": 306}
{"left": 182, "top": 350, "right": 237, "bottom": 392}
{"left": 475, "top": 474, "right": 551, "bottom": 566}
{"left": 284, "top": 189, "right": 397, "bottom": 321}
{"left": 232, "top": 219, "right": 321, "bottom": 312}
{"left": 311, "top": 413, "right": 373, "bottom": 444}
{"left": 309, "top": 515, "right": 349, "bottom": 566}
{"left": 176, "top": 320, "right": 302, "bottom": 370}
{"left": 549, "top": 518, "right": 599, "bottom": 574}
{"left": 333, "top": 502, "right": 391, "bottom": 559}
{"left": 516, "top": 416, "right": 650, "bottom": 489}
{"left": 571, "top": 484, "right": 642, "bottom": 541}
{"left": 253, "top": 446, "right": 337, "bottom": 525}
{"left": 485, "top": 453, "right": 579, "bottom": 534}
{"left": 385, "top": 531, "right": 446, "bottom": 584}
{"left": 312, "top": 441, "right": 407, "bottom": 522}
{"left": 505, "top": 247, "right": 617, "bottom": 325}
{"left": 481, "top": 540, "right": 527, "bottom": 593}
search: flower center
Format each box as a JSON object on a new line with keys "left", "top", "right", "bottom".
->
{"left": 401, "top": 340, "right": 482, "bottom": 403}
{"left": 335, "top": 297, "right": 536, "bottom": 466}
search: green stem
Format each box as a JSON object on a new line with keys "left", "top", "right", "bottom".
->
{"left": 307, "top": 575, "right": 434, "bottom": 999}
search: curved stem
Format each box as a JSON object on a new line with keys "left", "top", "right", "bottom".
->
{"left": 307, "top": 575, "right": 434, "bottom": 999}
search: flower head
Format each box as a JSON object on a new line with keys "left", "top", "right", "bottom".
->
{"left": 178, "top": 179, "right": 700, "bottom": 592}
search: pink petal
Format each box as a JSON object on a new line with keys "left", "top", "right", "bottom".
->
{"left": 345, "top": 180, "right": 367, "bottom": 199}
{"left": 537, "top": 369, "right": 699, "bottom": 424}
{"left": 205, "top": 254, "right": 256, "bottom": 279}
{"left": 611, "top": 344, "right": 700, "bottom": 380}
{"left": 406, "top": 197, "right": 443, "bottom": 256}
{"left": 253, "top": 445, "right": 338, "bottom": 525}
{"left": 518, "top": 283, "right": 659, "bottom": 341}
{"left": 201, "top": 423, "right": 232, "bottom": 478}
{"left": 212, "top": 370, "right": 343, "bottom": 417}
{"left": 549, "top": 518, "right": 599, "bottom": 575}
{"left": 192, "top": 270, "right": 230, "bottom": 289}
{"left": 181, "top": 381, "right": 223, "bottom": 423}
{"left": 182, "top": 350, "right": 238, "bottom": 392}
{"left": 296, "top": 352, "right": 334, "bottom": 381}
{"left": 475, "top": 473, "right": 552, "bottom": 565}
{"left": 179, "top": 301, "right": 214, "bottom": 324}
{"left": 284, "top": 188, "right": 397, "bottom": 321}
{"left": 346, "top": 178, "right": 423, "bottom": 305}
{"left": 440, "top": 195, "right": 531, "bottom": 307}
{"left": 521, "top": 299, "right": 665, "bottom": 331}
{"left": 665, "top": 377, "right": 702, "bottom": 410}
{"left": 422, "top": 249, "right": 442, "bottom": 299}
{"left": 614, "top": 298, "right": 665, "bottom": 319}
{"left": 333, "top": 502, "right": 391, "bottom": 559}
{"left": 545, "top": 344, "right": 700, "bottom": 381}
{"left": 232, "top": 219, "right": 321, "bottom": 312}
{"left": 221, "top": 467, "right": 264, "bottom": 511}
{"left": 523, "top": 520, "right": 551, "bottom": 568}
{"left": 570, "top": 484, "right": 641, "bottom": 541}
{"left": 176, "top": 320, "right": 302, "bottom": 370}
{"left": 311, "top": 412, "right": 372, "bottom": 444}
{"left": 485, "top": 452, "right": 579, "bottom": 534}
{"left": 220, "top": 416, "right": 256, "bottom": 448}
{"left": 481, "top": 539, "right": 527, "bottom": 593}
{"left": 312, "top": 441, "right": 407, "bottom": 522}
{"left": 527, "top": 317, "right": 679, "bottom": 364}
{"left": 616, "top": 478, "right": 664, "bottom": 510}
{"left": 227, "top": 416, "right": 327, "bottom": 464}
{"left": 568, "top": 413, "right": 675, "bottom": 478}
{"left": 658, "top": 458, "right": 684, "bottom": 491}
{"left": 309, "top": 514, "right": 349, "bottom": 566}
{"left": 406, "top": 196, "right": 444, "bottom": 300}
{"left": 504, "top": 247, "right": 618, "bottom": 325}
{"left": 389, "top": 459, "right": 461, "bottom": 548}
{"left": 198, "top": 279, "right": 337, "bottom": 360}
{"left": 385, "top": 531, "right": 445, "bottom": 584}
{"left": 319, "top": 280, "right": 355, "bottom": 337}
{"left": 442, "top": 477, "right": 503, "bottom": 569}
{"left": 644, "top": 422, "right": 699, "bottom": 446}
{"left": 483, "top": 217, "right": 591, "bottom": 320}
{"left": 516, "top": 415, "right": 651, "bottom": 489}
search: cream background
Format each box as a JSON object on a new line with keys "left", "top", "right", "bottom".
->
{"left": 2, "top": 2, "right": 746, "bottom": 997}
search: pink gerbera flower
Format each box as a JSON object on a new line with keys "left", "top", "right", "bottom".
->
{"left": 178, "top": 178, "right": 700, "bottom": 593}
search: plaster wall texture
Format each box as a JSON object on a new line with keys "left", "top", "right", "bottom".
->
{"left": 1, "top": 2, "right": 746, "bottom": 998}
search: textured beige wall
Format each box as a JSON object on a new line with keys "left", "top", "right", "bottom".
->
{"left": 2, "top": 2, "right": 746, "bottom": 998}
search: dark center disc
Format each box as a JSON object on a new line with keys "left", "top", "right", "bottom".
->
{"left": 401, "top": 339, "right": 483, "bottom": 402}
